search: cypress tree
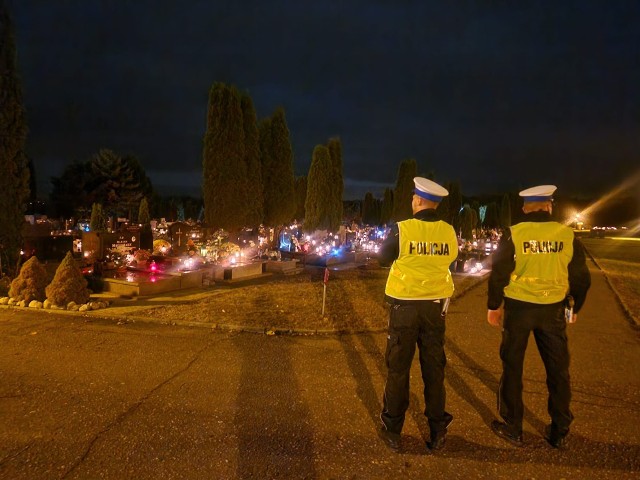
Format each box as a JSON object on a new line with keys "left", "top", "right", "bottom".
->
{"left": 436, "top": 193, "right": 450, "bottom": 223}
{"left": 391, "top": 158, "right": 417, "bottom": 222}
{"left": 470, "top": 207, "right": 479, "bottom": 238}
{"left": 484, "top": 202, "right": 499, "bottom": 229}
{"left": 380, "top": 188, "right": 394, "bottom": 225}
{"left": 241, "top": 92, "right": 263, "bottom": 227}
{"left": 0, "top": 2, "right": 30, "bottom": 276}
{"left": 90, "top": 203, "right": 107, "bottom": 232}
{"left": 261, "top": 107, "right": 295, "bottom": 226}
{"left": 138, "top": 197, "right": 153, "bottom": 250}
{"left": 373, "top": 198, "right": 382, "bottom": 225}
{"left": 448, "top": 181, "right": 463, "bottom": 233}
{"left": 138, "top": 197, "right": 150, "bottom": 226}
{"left": 293, "top": 175, "right": 307, "bottom": 222}
{"left": 470, "top": 200, "right": 481, "bottom": 234}
{"left": 362, "top": 192, "right": 377, "bottom": 226}
{"left": 326, "top": 137, "right": 343, "bottom": 230}
{"left": 460, "top": 204, "right": 474, "bottom": 241}
{"left": 304, "top": 145, "right": 332, "bottom": 232}
{"left": 258, "top": 118, "right": 273, "bottom": 222}
{"left": 202, "top": 83, "right": 248, "bottom": 231}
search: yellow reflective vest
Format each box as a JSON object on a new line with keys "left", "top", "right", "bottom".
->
{"left": 385, "top": 218, "right": 458, "bottom": 300}
{"left": 503, "top": 221, "right": 574, "bottom": 304}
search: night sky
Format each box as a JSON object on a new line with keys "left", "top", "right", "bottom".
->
{"left": 10, "top": 0, "right": 640, "bottom": 201}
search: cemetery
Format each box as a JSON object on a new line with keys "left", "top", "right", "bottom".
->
{"left": 8, "top": 202, "right": 500, "bottom": 308}
{"left": 72, "top": 218, "right": 387, "bottom": 297}
{"left": 9, "top": 205, "right": 501, "bottom": 304}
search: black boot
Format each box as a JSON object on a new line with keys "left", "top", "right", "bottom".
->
{"left": 378, "top": 427, "right": 401, "bottom": 452}
{"left": 544, "top": 424, "right": 568, "bottom": 449}
{"left": 427, "top": 413, "right": 454, "bottom": 451}
{"left": 491, "top": 420, "right": 524, "bottom": 447}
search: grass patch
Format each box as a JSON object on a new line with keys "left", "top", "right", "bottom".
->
{"left": 123, "top": 266, "right": 481, "bottom": 332}
{"left": 591, "top": 259, "right": 640, "bottom": 320}
{"left": 582, "top": 238, "right": 640, "bottom": 322}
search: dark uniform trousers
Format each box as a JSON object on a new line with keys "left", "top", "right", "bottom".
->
{"left": 381, "top": 300, "right": 451, "bottom": 435}
{"left": 499, "top": 299, "right": 573, "bottom": 435}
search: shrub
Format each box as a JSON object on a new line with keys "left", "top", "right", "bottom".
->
{"left": 8, "top": 256, "right": 49, "bottom": 303}
{"left": 45, "top": 251, "right": 90, "bottom": 306}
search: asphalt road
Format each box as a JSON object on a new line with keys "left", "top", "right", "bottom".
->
{"left": 1, "top": 259, "right": 639, "bottom": 479}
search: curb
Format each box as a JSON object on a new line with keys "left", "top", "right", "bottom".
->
{"left": 583, "top": 249, "right": 639, "bottom": 329}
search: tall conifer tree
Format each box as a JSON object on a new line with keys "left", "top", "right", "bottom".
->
{"left": 484, "top": 202, "right": 499, "bottom": 229}
{"left": 258, "top": 117, "right": 272, "bottom": 226}
{"left": 362, "top": 192, "right": 377, "bottom": 226}
{"left": 326, "top": 137, "right": 343, "bottom": 230}
{"left": 0, "top": 1, "right": 30, "bottom": 275}
{"left": 304, "top": 145, "right": 332, "bottom": 232}
{"left": 138, "top": 197, "right": 150, "bottom": 225}
{"left": 380, "top": 188, "right": 394, "bottom": 225}
{"left": 448, "top": 181, "right": 463, "bottom": 233}
{"left": 460, "top": 204, "right": 474, "bottom": 240}
{"left": 261, "top": 107, "right": 295, "bottom": 226}
{"left": 293, "top": 176, "right": 307, "bottom": 222}
{"left": 90, "top": 203, "right": 107, "bottom": 232}
{"left": 391, "top": 158, "right": 417, "bottom": 222}
{"left": 500, "top": 193, "right": 512, "bottom": 229}
{"left": 436, "top": 193, "right": 450, "bottom": 222}
{"left": 138, "top": 196, "right": 153, "bottom": 250}
{"left": 241, "top": 92, "right": 263, "bottom": 227}
{"left": 202, "top": 83, "right": 248, "bottom": 230}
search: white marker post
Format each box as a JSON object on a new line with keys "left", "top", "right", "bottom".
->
{"left": 321, "top": 267, "right": 329, "bottom": 315}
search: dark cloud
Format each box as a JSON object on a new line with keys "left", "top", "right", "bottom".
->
{"left": 10, "top": 0, "right": 640, "bottom": 199}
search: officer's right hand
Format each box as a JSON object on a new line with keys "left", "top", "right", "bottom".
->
{"left": 487, "top": 308, "right": 503, "bottom": 327}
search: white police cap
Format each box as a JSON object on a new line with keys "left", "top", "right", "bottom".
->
{"left": 414, "top": 177, "right": 449, "bottom": 202}
{"left": 519, "top": 185, "right": 557, "bottom": 202}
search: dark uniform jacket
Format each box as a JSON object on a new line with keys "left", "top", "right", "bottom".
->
{"left": 487, "top": 211, "right": 591, "bottom": 312}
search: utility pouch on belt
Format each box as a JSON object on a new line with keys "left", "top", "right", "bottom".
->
{"left": 564, "top": 295, "right": 575, "bottom": 323}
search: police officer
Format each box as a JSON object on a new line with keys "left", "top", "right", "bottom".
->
{"left": 487, "top": 185, "right": 591, "bottom": 448}
{"left": 378, "top": 177, "right": 458, "bottom": 452}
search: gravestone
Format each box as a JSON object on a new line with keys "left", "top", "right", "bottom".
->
{"left": 82, "top": 230, "right": 140, "bottom": 262}
{"left": 169, "top": 222, "right": 191, "bottom": 255}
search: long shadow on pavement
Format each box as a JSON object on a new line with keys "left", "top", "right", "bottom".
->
{"left": 232, "top": 292, "right": 316, "bottom": 479}
{"left": 446, "top": 338, "right": 547, "bottom": 433}
{"left": 438, "top": 434, "right": 640, "bottom": 473}
{"left": 337, "top": 295, "right": 432, "bottom": 455}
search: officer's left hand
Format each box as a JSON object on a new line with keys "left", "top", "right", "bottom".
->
{"left": 487, "top": 308, "right": 503, "bottom": 327}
